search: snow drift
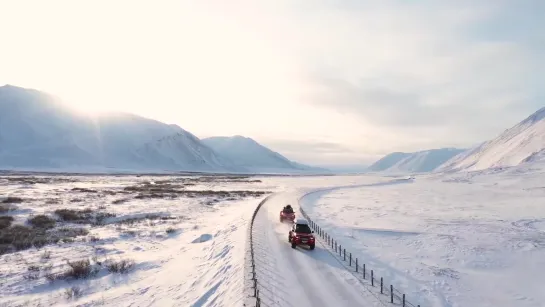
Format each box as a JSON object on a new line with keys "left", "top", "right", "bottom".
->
{"left": 438, "top": 107, "right": 545, "bottom": 172}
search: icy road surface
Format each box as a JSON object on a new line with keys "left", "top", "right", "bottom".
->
{"left": 251, "top": 191, "right": 385, "bottom": 307}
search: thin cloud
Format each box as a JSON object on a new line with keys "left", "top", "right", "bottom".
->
{"left": 0, "top": 0, "right": 543, "bottom": 165}
{"left": 295, "top": 0, "right": 544, "bottom": 153}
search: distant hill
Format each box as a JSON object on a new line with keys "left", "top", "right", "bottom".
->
{"left": 201, "top": 136, "right": 328, "bottom": 174}
{"left": 367, "top": 152, "right": 412, "bottom": 172}
{"left": 367, "top": 148, "right": 465, "bottom": 173}
{"left": 437, "top": 107, "right": 545, "bottom": 172}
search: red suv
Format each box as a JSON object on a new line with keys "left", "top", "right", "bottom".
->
{"left": 288, "top": 219, "right": 315, "bottom": 250}
{"left": 279, "top": 205, "right": 295, "bottom": 223}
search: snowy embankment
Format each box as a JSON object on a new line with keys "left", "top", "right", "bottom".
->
{"left": 299, "top": 169, "right": 545, "bottom": 307}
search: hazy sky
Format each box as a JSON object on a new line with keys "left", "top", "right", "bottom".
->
{"left": 1, "top": 0, "right": 543, "bottom": 165}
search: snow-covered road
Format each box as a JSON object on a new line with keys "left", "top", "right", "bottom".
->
{"left": 251, "top": 191, "right": 384, "bottom": 307}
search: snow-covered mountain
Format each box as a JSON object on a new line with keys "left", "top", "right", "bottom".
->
{"left": 437, "top": 107, "right": 545, "bottom": 172}
{"left": 366, "top": 152, "right": 412, "bottom": 172}
{"left": 201, "top": 136, "right": 327, "bottom": 173}
{"left": 0, "top": 85, "right": 198, "bottom": 171}
{"left": 134, "top": 132, "right": 240, "bottom": 172}
{"left": 0, "top": 84, "right": 321, "bottom": 173}
{"left": 367, "top": 148, "right": 465, "bottom": 173}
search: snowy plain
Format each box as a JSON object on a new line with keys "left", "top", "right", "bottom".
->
{"left": 300, "top": 163, "right": 545, "bottom": 307}
{"left": 0, "top": 173, "right": 379, "bottom": 307}
{"left": 0, "top": 168, "right": 543, "bottom": 307}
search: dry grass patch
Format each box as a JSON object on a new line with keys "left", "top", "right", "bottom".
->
{"left": 115, "top": 214, "right": 177, "bottom": 226}
{"left": 0, "top": 216, "right": 14, "bottom": 229}
{"left": 71, "top": 187, "right": 98, "bottom": 193}
{"left": 112, "top": 198, "right": 130, "bottom": 204}
{"left": 106, "top": 258, "right": 135, "bottom": 273}
{"left": 45, "top": 198, "right": 61, "bottom": 205}
{"left": 54, "top": 208, "right": 115, "bottom": 225}
{"left": 3, "top": 176, "right": 77, "bottom": 185}
{"left": 23, "top": 264, "right": 42, "bottom": 280}
{"left": 28, "top": 215, "right": 56, "bottom": 229}
{"left": 123, "top": 178, "right": 266, "bottom": 200}
{"left": 65, "top": 259, "right": 98, "bottom": 279}
{"left": 65, "top": 286, "right": 84, "bottom": 299}
{"left": 0, "top": 224, "right": 89, "bottom": 254}
{"left": 2, "top": 196, "right": 23, "bottom": 204}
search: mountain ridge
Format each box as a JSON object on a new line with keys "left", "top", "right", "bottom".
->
{"left": 0, "top": 85, "right": 322, "bottom": 174}
{"left": 201, "top": 136, "right": 327, "bottom": 173}
{"left": 367, "top": 148, "right": 465, "bottom": 173}
{"left": 437, "top": 106, "right": 545, "bottom": 172}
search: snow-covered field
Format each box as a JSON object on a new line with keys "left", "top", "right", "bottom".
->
{"left": 0, "top": 173, "right": 380, "bottom": 306}
{"left": 0, "top": 175, "right": 275, "bottom": 306}
{"left": 1, "top": 169, "right": 543, "bottom": 307}
{"left": 300, "top": 165, "right": 545, "bottom": 307}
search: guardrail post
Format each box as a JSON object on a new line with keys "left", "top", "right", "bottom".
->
{"left": 343, "top": 249, "right": 346, "bottom": 261}
{"left": 339, "top": 245, "right": 342, "bottom": 256}
{"left": 371, "top": 270, "right": 374, "bottom": 286}
{"left": 363, "top": 264, "right": 366, "bottom": 279}
{"left": 349, "top": 253, "right": 352, "bottom": 266}
{"left": 390, "top": 285, "right": 394, "bottom": 303}
{"left": 356, "top": 258, "right": 358, "bottom": 272}
{"left": 380, "top": 277, "right": 383, "bottom": 293}
{"left": 403, "top": 294, "right": 406, "bottom": 307}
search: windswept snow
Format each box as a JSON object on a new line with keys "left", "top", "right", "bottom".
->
{"left": 299, "top": 167, "right": 545, "bottom": 307}
{"left": 438, "top": 107, "right": 545, "bottom": 172}
{"left": 368, "top": 149, "right": 464, "bottom": 173}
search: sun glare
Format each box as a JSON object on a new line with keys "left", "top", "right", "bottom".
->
{"left": 59, "top": 95, "right": 117, "bottom": 116}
